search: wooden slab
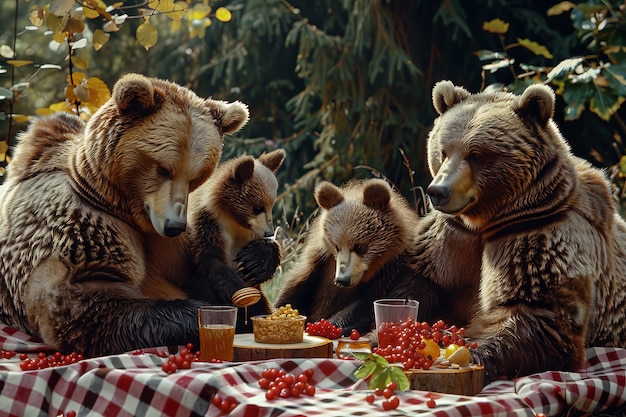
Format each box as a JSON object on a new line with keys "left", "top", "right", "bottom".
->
{"left": 233, "top": 333, "right": 333, "bottom": 361}
{"left": 405, "top": 365, "right": 484, "bottom": 396}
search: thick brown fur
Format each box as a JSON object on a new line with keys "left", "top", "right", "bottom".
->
{"left": 0, "top": 73, "right": 250, "bottom": 356}
{"left": 426, "top": 80, "right": 626, "bottom": 381}
{"left": 274, "top": 179, "right": 481, "bottom": 335}
{"left": 186, "top": 150, "right": 286, "bottom": 329}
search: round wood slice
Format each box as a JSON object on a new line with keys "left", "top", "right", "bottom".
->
{"left": 233, "top": 333, "right": 333, "bottom": 361}
{"left": 405, "top": 365, "right": 484, "bottom": 396}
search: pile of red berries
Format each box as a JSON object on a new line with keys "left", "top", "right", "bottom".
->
{"left": 19, "top": 351, "right": 84, "bottom": 371}
{"left": 210, "top": 393, "right": 239, "bottom": 414}
{"left": 374, "top": 319, "right": 477, "bottom": 371}
{"left": 364, "top": 380, "right": 401, "bottom": 410}
{"left": 305, "top": 319, "right": 342, "bottom": 339}
{"left": 258, "top": 367, "right": 317, "bottom": 400}
{"left": 1, "top": 349, "right": 16, "bottom": 359}
{"left": 160, "top": 343, "right": 223, "bottom": 374}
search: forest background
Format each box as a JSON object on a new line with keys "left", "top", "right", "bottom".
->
{"left": 2, "top": 0, "right": 626, "bottom": 295}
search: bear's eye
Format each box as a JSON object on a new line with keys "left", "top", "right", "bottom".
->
{"left": 467, "top": 151, "right": 481, "bottom": 161}
{"left": 157, "top": 166, "right": 172, "bottom": 180}
{"left": 253, "top": 206, "right": 265, "bottom": 215}
{"left": 440, "top": 149, "right": 447, "bottom": 160}
{"left": 353, "top": 243, "right": 368, "bottom": 256}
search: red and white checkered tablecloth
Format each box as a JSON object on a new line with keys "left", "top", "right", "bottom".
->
{"left": 0, "top": 323, "right": 624, "bottom": 417}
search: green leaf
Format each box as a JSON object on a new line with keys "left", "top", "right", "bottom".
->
{"left": 547, "top": 57, "right": 584, "bottom": 81}
{"left": 373, "top": 353, "right": 390, "bottom": 367}
{"left": 368, "top": 366, "right": 392, "bottom": 390}
{"left": 389, "top": 366, "right": 411, "bottom": 391}
{"left": 589, "top": 88, "right": 624, "bottom": 121}
{"left": 354, "top": 359, "right": 377, "bottom": 380}
{"left": 517, "top": 38, "right": 553, "bottom": 59}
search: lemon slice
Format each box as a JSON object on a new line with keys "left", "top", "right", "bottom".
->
{"left": 446, "top": 345, "right": 471, "bottom": 366}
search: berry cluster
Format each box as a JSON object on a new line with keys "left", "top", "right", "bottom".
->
{"left": 364, "top": 380, "right": 401, "bottom": 410}
{"left": 210, "top": 393, "right": 238, "bottom": 414}
{"left": 1, "top": 349, "right": 16, "bottom": 359}
{"left": 19, "top": 351, "right": 84, "bottom": 371}
{"left": 258, "top": 367, "right": 316, "bottom": 400}
{"left": 305, "top": 319, "right": 342, "bottom": 339}
{"left": 160, "top": 343, "right": 222, "bottom": 374}
{"left": 374, "top": 319, "right": 476, "bottom": 371}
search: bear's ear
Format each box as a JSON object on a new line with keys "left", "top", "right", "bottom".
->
{"left": 207, "top": 99, "right": 250, "bottom": 134}
{"left": 515, "top": 84, "right": 555, "bottom": 126}
{"left": 432, "top": 80, "right": 471, "bottom": 115}
{"left": 113, "top": 73, "right": 162, "bottom": 116}
{"left": 233, "top": 157, "right": 255, "bottom": 184}
{"left": 259, "top": 149, "right": 286, "bottom": 173}
{"left": 315, "top": 182, "right": 344, "bottom": 210}
{"left": 362, "top": 180, "right": 391, "bottom": 211}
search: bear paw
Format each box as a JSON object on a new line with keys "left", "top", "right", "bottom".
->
{"left": 234, "top": 238, "right": 281, "bottom": 285}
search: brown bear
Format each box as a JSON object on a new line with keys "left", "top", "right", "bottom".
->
{"left": 274, "top": 178, "right": 482, "bottom": 335}
{"left": 426, "top": 80, "right": 626, "bottom": 382}
{"left": 0, "top": 73, "right": 250, "bottom": 357}
{"left": 185, "top": 149, "right": 286, "bottom": 329}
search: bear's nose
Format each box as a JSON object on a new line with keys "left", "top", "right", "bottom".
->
{"left": 163, "top": 219, "right": 186, "bottom": 237}
{"left": 427, "top": 184, "right": 451, "bottom": 207}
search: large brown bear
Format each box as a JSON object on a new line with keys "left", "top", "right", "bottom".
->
{"left": 274, "top": 178, "right": 481, "bottom": 335}
{"left": 185, "top": 149, "right": 286, "bottom": 329}
{"left": 0, "top": 73, "right": 251, "bottom": 357}
{"left": 426, "top": 80, "right": 626, "bottom": 382}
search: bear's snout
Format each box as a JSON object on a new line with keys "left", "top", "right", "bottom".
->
{"left": 163, "top": 219, "right": 186, "bottom": 237}
{"left": 427, "top": 184, "right": 451, "bottom": 207}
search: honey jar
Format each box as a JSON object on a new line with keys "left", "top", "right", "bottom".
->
{"left": 336, "top": 336, "right": 371, "bottom": 360}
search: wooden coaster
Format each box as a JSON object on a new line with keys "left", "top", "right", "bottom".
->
{"left": 233, "top": 333, "right": 333, "bottom": 361}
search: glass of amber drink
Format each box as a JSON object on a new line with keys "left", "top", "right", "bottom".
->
{"left": 198, "top": 306, "right": 238, "bottom": 361}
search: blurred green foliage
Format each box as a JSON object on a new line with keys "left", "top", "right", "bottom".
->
{"left": 2, "top": 0, "right": 626, "bottom": 227}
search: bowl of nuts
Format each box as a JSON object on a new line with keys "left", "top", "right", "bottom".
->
{"left": 252, "top": 304, "right": 306, "bottom": 344}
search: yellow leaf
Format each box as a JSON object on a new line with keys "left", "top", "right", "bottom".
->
{"left": 189, "top": 3, "right": 210, "bottom": 20}
{"left": 82, "top": 0, "right": 111, "bottom": 20}
{"left": 93, "top": 29, "right": 110, "bottom": 51}
{"left": 72, "top": 56, "right": 88, "bottom": 70}
{"left": 11, "top": 114, "right": 31, "bottom": 123}
{"left": 148, "top": 0, "right": 186, "bottom": 20}
{"left": 171, "top": 19, "right": 181, "bottom": 32}
{"left": 52, "top": 32, "right": 67, "bottom": 43}
{"left": 36, "top": 107, "right": 58, "bottom": 116}
{"left": 63, "top": 16, "right": 85, "bottom": 34}
{"left": 547, "top": 1, "right": 575, "bottom": 16}
{"left": 136, "top": 20, "right": 158, "bottom": 51}
{"left": 83, "top": 7, "right": 99, "bottom": 19}
{"left": 0, "top": 141, "right": 7, "bottom": 158}
{"left": 46, "top": 12, "right": 69, "bottom": 33}
{"left": 483, "top": 18, "right": 509, "bottom": 34}
{"left": 517, "top": 38, "right": 553, "bottom": 59}
{"left": 68, "top": 72, "right": 86, "bottom": 85}
{"left": 215, "top": 7, "right": 232, "bottom": 23}
{"left": 29, "top": 6, "right": 44, "bottom": 26}
{"left": 50, "top": 101, "right": 72, "bottom": 112}
{"left": 84, "top": 77, "right": 111, "bottom": 106}
{"left": 65, "top": 84, "right": 77, "bottom": 103}
{"left": 6, "top": 60, "right": 33, "bottom": 68}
